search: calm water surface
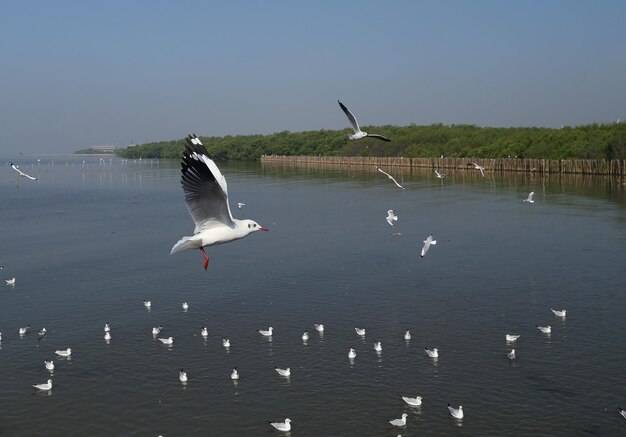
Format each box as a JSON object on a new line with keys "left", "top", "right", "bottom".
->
{"left": 1, "top": 157, "right": 625, "bottom": 436}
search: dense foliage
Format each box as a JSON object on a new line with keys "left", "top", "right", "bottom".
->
{"left": 116, "top": 123, "right": 626, "bottom": 161}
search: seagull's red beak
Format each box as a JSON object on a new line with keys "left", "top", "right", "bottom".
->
{"left": 259, "top": 227, "right": 269, "bottom": 231}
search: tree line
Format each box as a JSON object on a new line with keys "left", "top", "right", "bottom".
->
{"left": 115, "top": 122, "right": 626, "bottom": 161}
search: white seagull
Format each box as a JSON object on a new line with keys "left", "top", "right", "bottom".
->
{"left": 448, "top": 403, "right": 464, "bottom": 419}
{"left": 505, "top": 334, "right": 520, "bottom": 342}
{"left": 179, "top": 368, "right": 188, "bottom": 383}
{"left": 389, "top": 413, "right": 408, "bottom": 427}
{"left": 404, "top": 330, "right": 411, "bottom": 340}
{"left": 386, "top": 209, "right": 398, "bottom": 226}
{"left": 314, "top": 323, "right": 324, "bottom": 333}
{"left": 523, "top": 191, "right": 535, "bottom": 203}
{"left": 223, "top": 338, "right": 231, "bottom": 348}
{"left": 507, "top": 349, "right": 516, "bottom": 360}
{"left": 259, "top": 327, "right": 273, "bottom": 337}
{"left": 143, "top": 300, "right": 151, "bottom": 308}
{"left": 152, "top": 325, "right": 163, "bottom": 335}
{"left": 275, "top": 367, "right": 291, "bottom": 377}
{"left": 37, "top": 328, "right": 47, "bottom": 338}
{"left": 301, "top": 332, "right": 309, "bottom": 341}
{"left": 435, "top": 169, "right": 446, "bottom": 179}
{"left": 338, "top": 100, "right": 390, "bottom": 142}
{"left": 551, "top": 309, "right": 566, "bottom": 318}
{"left": 237, "top": 202, "right": 245, "bottom": 209}
{"left": 104, "top": 331, "right": 111, "bottom": 341}
{"left": 376, "top": 167, "right": 405, "bottom": 189}
{"left": 19, "top": 325, "right": 30, "bottom": 335}
{"left": 159, "top": 337, "right": 174, "bottom": 345}
{"left": 33, "top": 379, "right": 52, "bottom": 391}
{"left": 182, "top": 301, "right": 189, "bottom": 310}
{"left": 269, "top": 418, "right": 291, "bottom": 432}
{"left": 355, "top": 327, "right": 366, "bottom": 336}
{"left": 348, "top": 348, "right": 357, "bottom": 359}
{"left": 536, "top": 325, "right": 552, "bottom": 334}
{"left": 374, "top": 341, "right": 382, "bottom": 352}
{"left": 170, "top": 134, "right": 268, "bottom": 270}
{"left": 425, "top": 347, "right": 439, "bottom": 358}
{"left": 44, "top": 361, "right": 54, "bottom": 371}
{"left": 104, "top": 323, "right": 110, "bottom": 333}
{"left": 402, "top": 395, "right": 422, "bottom": 406}
{"left": 619, "top": 407, "right": 626, "bottom": 420}
{"left": 5, "top": 278, "right": 15, "bottom": 286}
{"left": 231, "top": 368, "right": 239, "bottom": 380}
{"left": 421, "top": 234, "right": 437, "bottom": 258}
{"left": 467, "top": 162, "right": 485, "bottom": 177}
{"left": 55, "top": 348, "right": 72, "bottom": 357}
{"left": 11, "top": 163, "right": 38, "bottom": 180}
{"left": 201, "top": 327, "right": 208, "bottom": 337}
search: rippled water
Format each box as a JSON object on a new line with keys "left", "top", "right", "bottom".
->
{"left": 1, "top": 157, "right": 625, "bottom": 436}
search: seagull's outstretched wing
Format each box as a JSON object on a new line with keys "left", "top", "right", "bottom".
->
{"left": 376, "top": 167, "right": 405, "bottom": 189}
{"left": 338, "top": 100, "right": 360, "bottom": 134}
{"left": 10, "top": 163, "right": 38, "bottom": 180}
{"left": 366, "top": 133, "right": 391, "bottom": 142}
{"left": 181, "top": 134, "right": 234, "bottom": 233}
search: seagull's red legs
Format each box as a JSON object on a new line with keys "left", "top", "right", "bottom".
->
{"left": 200, "top": 247, "right": 209, "bottom": 270}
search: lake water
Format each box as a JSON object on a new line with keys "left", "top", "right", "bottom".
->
{"left": 1, "top": 156, "right": 625, "bottom": 436}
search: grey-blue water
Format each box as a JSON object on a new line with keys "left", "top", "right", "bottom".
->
{"left": 1, "top": 156, "right": 625, "bottom": 436}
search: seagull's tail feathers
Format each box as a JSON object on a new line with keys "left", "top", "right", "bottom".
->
{"left": 430, "top": 240, "right": 437, "bottom": 245}
{"left": 170, "top": 236, "right": 200, "bottom": 255}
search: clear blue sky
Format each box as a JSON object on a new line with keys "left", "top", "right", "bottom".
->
{"left": 1, "top": 1, "right": 625, "bottom": 153}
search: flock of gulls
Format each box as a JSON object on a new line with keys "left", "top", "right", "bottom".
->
{"left": 5, "top": 101, "right": 623, "bottom": 434}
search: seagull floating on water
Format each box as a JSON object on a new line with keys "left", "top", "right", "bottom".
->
{"left": 301, "top": 332, "right": 309, "bottom": 341}
{"left": 179, "top": 369, "right": 188, "bottom": 383}
{"left": 523, "top": 191, "right": 535, "bottom": 203}
{"left": 467, "top": 162, "right": 485, "bottom": 177}
{"left": 5, "top": 278, "right": 15, "bottom": 286}
{"left": 386, "top": 210, "right": 398, "bottom": 227}
{"left": 19, "top": 325, "right": 30, "bottom": 335}
{"left": 11, "top": 163, "right": 38, "bottom": 181}
{"left": 355, "top": 327, "right": 366, "bottom": 336}
{"left": 182, "top": 302, "right": 189, "bottom": 310}
{"left": 448, "top": 403, "right": 464, "bottom": 419}
{"left": 619, "top": 407, "right": 626, "bottom": 420}
{"left": 104, "top": 331, "right": 111, "bottom": 341}
{"left": 269, "top": 418, "right": 291, "bottom": 432}
{"left": 37, "top": 328, "right": 47, "bottom": 338}
{"left": 507, "top": 349, "right": 516, "bottom": 360}
{"left": 374, "top": 341, "right": 382, "bottom": 352}
{"left": 421, "top": 234, "right": 437, "bottom": 258}
{"left": 348, "top": 348, "right": 357, "bottom": 359}
{"left": 376, "top": 167, "right": 405, "bottom": 189}
{"left": 104, "top": 323, "right": 110, "bottom": 333}
{"left": 506, "top": 334, "right": 520, "bottom": 342}
{"left": 551, "top": 309, "right": 566, "bottom": 318}
{"left": 435, "top": 169, "right": 446, "bottom": 179}
{"left": 152, "top": 326, "right": 163, "bottom": 335}
{"left": 389, "top": 413, "right": 408, "bottom": 427}
{"left": 143, "top": 300, "right": 151, "bottom": 308}
{"left": 404, "top": 330, "right": 411, "bottom": 340}
{"left": 44, "top": 360, "right": 54, "bottom": 371}
{"left": 170, "top": 134, "right": 268, "bottom": 270}
{"left": 201, "top": 327, "right": 208, "bottom": 337}
{"left": 536, "top": 325, "right": 552, "bottom": 334}
{"left": 231, "top": 368, "right": 239, "bottom": 380}
{"left": 159, "top": 337, "right": 174, "bottom": 345}
{"left": 275, "top": 367, "right": 291, "bottom": 377}
{"left": 55, "top": 348, "right": 71, "bottom": 357}
{"left": 33, "top": 379, "right": 52, "bottom": 391}
{"left": 259, "top": 327, "right": 273, "bottom": 337}
{"left": 338, "top": 100, "right": 390, "bottom": 142}
{"left": 425, "top": 347, "right": 438, "bottom": 358}
{"left": 223, "top": 338, "right": 231, "bottom": 348}
{"left": 402, "top": 395, "right": 422, "bottom": 406}
{"left": 314, "top": 323, "right": 324, "bottom": 333}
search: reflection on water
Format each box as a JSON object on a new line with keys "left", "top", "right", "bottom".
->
{"left": 0, "top": 156, "right": 625, "bottom": 436}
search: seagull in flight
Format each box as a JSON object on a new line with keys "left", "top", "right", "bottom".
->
{"left": 523, "top": 191, "right": 535, "bottom": 203}
{"left": 386, "top": 210, "right": 398, "bottom": 226}
{"left": 467, "top": 162, "right": 485, "bottom": 177}
{"left": 435, "top": 169, "right": 446, "bottom": 179}
{"left": 170, "top": 134, "right": 268, "bottom": 270}
{"left": 10, "top": 163, "right": 38, "bottom": 180}
{"left": 376, "top": 167, "right": 405, "bottom": 189}
{"left": 338, "top": 100, "right": 390, "bottom": 142}
{"left": 421, "top": 234, "right": 437, "bottom": 258}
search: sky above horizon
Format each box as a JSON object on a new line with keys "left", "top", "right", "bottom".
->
{"left": 1, "top": 1, "right": 625, "bottom": 154}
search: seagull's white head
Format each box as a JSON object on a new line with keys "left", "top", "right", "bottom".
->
{"left": 284, "top": 419, "right": 291, "bottom": 424}
{"left": 242, "top": 219, "right": 269, "bottom": 233}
